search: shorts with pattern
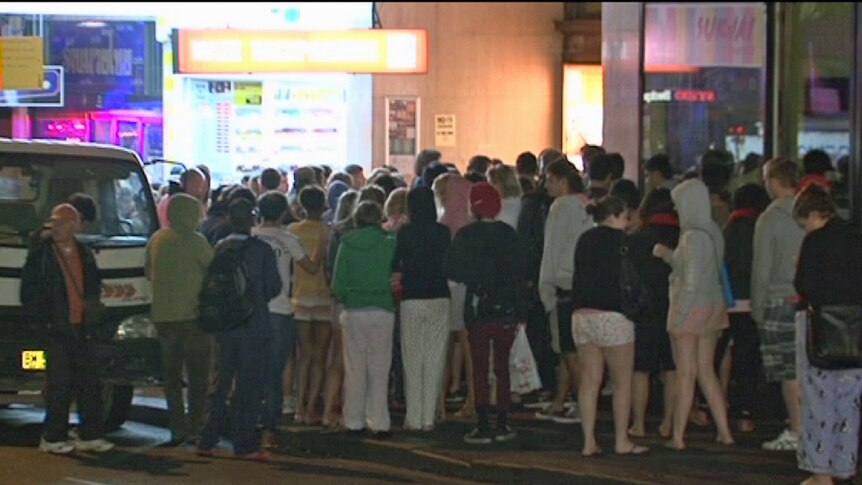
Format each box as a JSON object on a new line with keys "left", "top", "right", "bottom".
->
{"left": 758, "top": 299, "right": 797, "bottom": 382}
{"left": 571, "top": 310, "right": 635, "bottom": 348}
{"left": 294, "top": 305, "right": 332, "bottom": 322}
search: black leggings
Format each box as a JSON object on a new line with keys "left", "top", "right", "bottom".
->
{"left": 715, "top": 313, "right": 762, "bottom": 418}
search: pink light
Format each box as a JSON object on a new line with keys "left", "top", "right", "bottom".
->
{"left": 73, "top": 122, "right": 86, "bottom": 130}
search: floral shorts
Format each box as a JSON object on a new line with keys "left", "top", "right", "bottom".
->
{"left": 571, "top": 310, "right": 635, "bottom": 348}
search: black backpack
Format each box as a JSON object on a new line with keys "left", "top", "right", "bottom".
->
{"left": 198, "top": 237, "right": 256, "bottom": 333}
{"left": 619, "top": 235, "right": 651, "bottom": 322}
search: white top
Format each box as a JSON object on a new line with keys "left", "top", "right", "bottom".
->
{"left": 497, "top": 197, "right": 522, "bottom": 230}
{"left": 538, "top": 194, "right": 592, "bottom": 312}
{"left": 252, "top": 226, "right": 307, "bottom": 315}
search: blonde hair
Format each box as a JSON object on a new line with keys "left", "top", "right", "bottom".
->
{"left": 487, "top": 164, "right": 523, "bottom": 199}
{"left": 432, "top": 172, "right": 452, "bottom": 205}
{"left": 384, "top": 187, "right": 409, "bottom": 218}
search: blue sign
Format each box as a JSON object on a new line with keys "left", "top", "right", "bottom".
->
{"left": 0, "top": 66, "right": 64, "bottom": 107}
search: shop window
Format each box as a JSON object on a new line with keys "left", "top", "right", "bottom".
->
{"left": 642, "top": 3, "right": 767, "bottom": 173}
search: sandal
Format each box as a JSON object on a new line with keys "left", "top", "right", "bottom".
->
{"left": 454, "top": 405, "right": 475, "bottom": 419}
{"left": 615, "top": 444, "right": 650, "bottom": 456}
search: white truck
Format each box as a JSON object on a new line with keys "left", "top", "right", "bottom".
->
{"left": 0, "top": 138, "right": 162, "bottom": 430}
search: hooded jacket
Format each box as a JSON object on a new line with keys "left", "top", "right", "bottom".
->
{"left": 538, "top": 194, "right": 592, "bottom": 312}
{"left": 331, "top": 225, "right": 397, "bottom": 311}
{"left": 439, "top": 175, "right": 472, "bottom": 240}
{"left": 145, "top": 193, "right": 214, "bottom": 323}
{"left": 393, "top": 187, "right": 451, "bottom": 300}
{"left": 751, "top": 196, "right": 805, "bottom": 322}
{"left": 666, "top": 179, "right": 726, "bottom": 325}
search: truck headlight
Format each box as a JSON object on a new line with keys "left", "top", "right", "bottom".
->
{"left": 115, "top": 314, "right": 158, "bottom": 340}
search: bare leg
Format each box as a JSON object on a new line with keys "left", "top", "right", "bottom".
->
{"left": 668, "top": 334, "right": 697, "bottom": 450}
{"left": 630, "top": 372, "right": 650, "bottom": 437}
{"left": 283, "top": 346, "right": 297, "bottom": 403}
{"left": 577, "top": 343, "right": 604, "bottom": 456}
{"left": 322, "top": 327, "right": 344, "bottom": 427}
{"left": 450, "top": 335, "right": 463, "bottom": 394}
{"left": 783, "top": 379, "right": 801, "bottom": 435}
{"left": 659, "top": 370, "right": 676, "bottom": 437}
{"left": 548, "top": 356, "right": 570, "bottom": 413}
{"left": 695, "top": 330, "right": 734, "bottom": 445}
{"left": 305, "top": 321, "right": 332, "bottom": 421}
{"left": 604, "top": 343, "right": 641, "bottom": 453}
{"left": 564, "top": 352, "right": 580, "bottom": 402}
{"left": 296, "top": 322, "right": 314, "bottom": 421}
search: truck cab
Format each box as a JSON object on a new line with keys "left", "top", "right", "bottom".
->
{"left": 0, "top": 138, "right": 162, "bottom": 429}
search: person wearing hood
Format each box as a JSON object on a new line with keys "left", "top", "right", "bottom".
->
{"left": 331, "top": 201, "right": 398, "bottom": 437}
{"left": 323, "top": 180, "right": 350, "bottom": 224}
{"left": 654, "top": 178, "right": 735, "bottom": 450}
{"left": 752, "top": 158, "right": 806, "bottom": 452}
{"left": 433, "top": 172, "right": 477, "bottom": 418}
{"left": 392, "top": 187, "right": 451, "bottom": 431}
{"left": 145, "top": 193, "right": 214, "bottom": 447}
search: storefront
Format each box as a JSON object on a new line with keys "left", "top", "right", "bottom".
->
{"left": 603, "top": 2, "right": 861, "bottom": 219}
{"left": 163, "top": 28, "right": 426, "bottom": 186}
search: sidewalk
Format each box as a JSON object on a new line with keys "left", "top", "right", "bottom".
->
{"left": 274, "top": 407, "right": 811, "bottom": 485}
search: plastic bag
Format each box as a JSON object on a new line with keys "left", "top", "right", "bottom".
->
{"left": 509, "top": 324, "right": 542, "bottom": 394}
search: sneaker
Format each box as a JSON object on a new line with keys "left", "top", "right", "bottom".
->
{"left": 536, "top": 405, "right": 579, "bottom": 424}
{"left": 74, "top": 438, "right": 115, "bottom": 453}
{"left": 494, "top": 425, "right": 517, "bottom": 443}
{"left": 261, "top": 430, "right": 277, "bottom": 449}
{"left": 554, "top": 403, "right": 581, "bottom": 424}
{"left": 534, "top": 405, "right": 559, "bottom": 420}
{"left": 463, "top": 427, "right": 494, "bottom": 445}
{"left": 282, "top": 395, "right": 297, "bottom": 414}
{"left": 39, "top": 438, "right": 74, "bottom": 454}
{"left": 761, "top": 429, "right": 799, "bottom": 451}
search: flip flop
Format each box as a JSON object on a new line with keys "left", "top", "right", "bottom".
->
{"left": 616, "top": 445, "right": 650, "bottom": 456}
{"left": 663, "top": 441, "right": 686, "bottom": 451}
{"left": 581, "top": 446, "right": 603, "bottom": 458}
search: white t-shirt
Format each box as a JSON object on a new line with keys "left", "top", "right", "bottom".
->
{"left": 252, "top": 226, "right": 307, "bottom": 315}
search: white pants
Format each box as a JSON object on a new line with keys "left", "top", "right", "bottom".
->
{"left": 341, "top": 308, "right": 395, "bottom": 432}
{"left": 400, "top": 298, "right": 450, "bottom": 429}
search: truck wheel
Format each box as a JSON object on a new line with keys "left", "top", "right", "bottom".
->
{"left": 103, "top": 385, "right": 134, "bottom": 431}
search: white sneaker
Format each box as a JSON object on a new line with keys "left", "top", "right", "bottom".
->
{"left": 761, "top": 429, "right": 798, "bottom": 451}
{"left": 40, "top": 438, "right": 75, "bottom": 454}
{"left": 282, "top": 395, "right": 297, "bottom": 414}
{"left": 75, "top": 438, "right": 115, "bottom": 453}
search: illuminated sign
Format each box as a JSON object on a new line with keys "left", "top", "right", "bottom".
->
{"left": 173, "top": 29, "right": 428, "bottom": 74}
{"left": 563, "top": 64, "right": 603, "bottom": 168}
{"left": 643, "top": 89, "right": 716, "bottom": 103}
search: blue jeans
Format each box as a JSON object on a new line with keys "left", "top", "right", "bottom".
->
{"left": 262, "top": 313, "right": 298, "bottom": 431}
{"left": 199, "top": 325, "right": 269, "bottom": 455}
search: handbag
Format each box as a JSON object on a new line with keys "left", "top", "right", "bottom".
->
{"left": 619, "top": 237, "right": 649, "bottom": 321}
{"left": 720, "top": 262, "right": 736, "bottom": 308}
{"left": 509, "top": 324, "right": 542, "bottom": 394}
{"left": 806, "top": 304, "right": 862, "bottom": 370}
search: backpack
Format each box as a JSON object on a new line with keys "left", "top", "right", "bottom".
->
{"left": 619, "top": 235, "right": 651, "bottom": 322}
{"left": 198, "top": 237, "right": 256, "bottom": 333}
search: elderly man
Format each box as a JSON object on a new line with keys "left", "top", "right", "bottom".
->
{"left": 21, "top": 204, "right": 114, "bottom": 454}
{"left": 157, "top": 167, "right": 208, "bottom": 228}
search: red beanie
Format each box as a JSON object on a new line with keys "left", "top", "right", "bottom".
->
{"left": 469, "top": 182, "right": 502, "bottom": 219}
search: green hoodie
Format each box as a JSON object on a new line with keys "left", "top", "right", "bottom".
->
{"left": 145, "top": 193, "right": 214, "bottom": 323}
{"left": 331, "top": 225, "right": 397, "bottom": 312}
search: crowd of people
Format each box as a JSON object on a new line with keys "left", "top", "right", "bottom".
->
{"left": 21, "top": 144, "right": 862, "bottom": 484}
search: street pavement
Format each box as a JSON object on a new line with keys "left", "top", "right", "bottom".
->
{"left": 0, "top": 388, "right": 855, "bottom": 485}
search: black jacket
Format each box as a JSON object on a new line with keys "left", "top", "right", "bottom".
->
{"left": 723, "top": 213, "right": 757, "bottom": 300}
{"left": 393, "top": 187, "right": 451, "bottom": 300}
{"left": 444, "top": 220, "right": 530, "bottom": 324}
{"left": 572, "top": 225, "right": 625, "bottom": 312}
{"left": 20, "top": 239, "right": 105, "bottom": 341}
{"left": 795, "top": 218, "right": 862, "bottom": 306}
{"left": 516, "top": 188, "right": 553, "bottom": 284}
{"left": 628, "top": 215, "right": 680, "bottom": 320}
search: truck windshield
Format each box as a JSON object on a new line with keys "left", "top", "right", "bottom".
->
{"left": 0, "top": 154, "right": 157, "bottom": 247}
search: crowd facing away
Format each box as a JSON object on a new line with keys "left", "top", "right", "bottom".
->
{"left": 19, "top": 145, "right": 862, "bottom": 485}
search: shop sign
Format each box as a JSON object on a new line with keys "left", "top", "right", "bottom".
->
{"left": 435, "top": 114, "right": 456, "bottom": 148}
{"left": 645, "top": 4, "right": 765, "bottom": 69}
{"left": 0, "top": 36, "right": 43, "bottom": 89}
{"left": 643, "top": 89, "right": 716, "bottom": 103}
{"left": 0, "top": 65, "right": 64, "bottom": 107}
{"left": 174, "top": 29, "right": 428, "bottom": 74}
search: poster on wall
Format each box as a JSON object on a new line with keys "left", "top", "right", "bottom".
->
{"left": 435, "top": 114, "right": 456, "bottom": 147}
{"left": 385, "top": 96, "right": 419, "bottom": 173}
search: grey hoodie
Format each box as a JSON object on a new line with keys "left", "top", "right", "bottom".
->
{"left": 667, "top": 179, "right": 725, "bottom": 325}
{"left": 750, "top": 197, "right": 804, "bottom": 322}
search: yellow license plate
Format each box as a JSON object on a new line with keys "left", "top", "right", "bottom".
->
{"left": 21, "top": 350, "right": 46, "bottom": 371}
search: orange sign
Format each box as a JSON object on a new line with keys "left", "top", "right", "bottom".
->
{"left": 174, "top": 29, "right": 428, "bottom": 74}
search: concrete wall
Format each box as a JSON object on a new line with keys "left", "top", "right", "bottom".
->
{"left": 373, "top": 2, "right": 564, "bottom": 178}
